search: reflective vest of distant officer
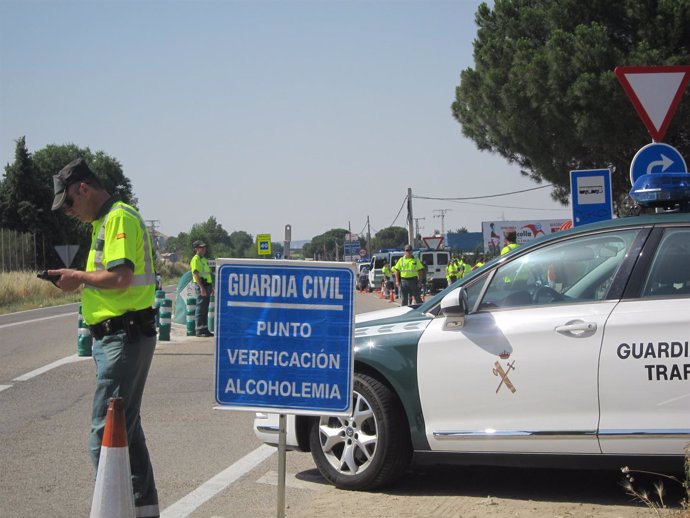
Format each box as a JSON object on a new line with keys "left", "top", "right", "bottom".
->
{"left": 458, "top": 256, "right": 472, "bottom": 278}
{"left": 382, "top": 263, "right": 392, "bottom": 282}
{"left": 446, "top": 259, "right": 459, "bottom": 284}
{"left": 382, "top": 262, "right": 393, "bottom": 296}
{"left": 501, "top": 230, "right": 519, "bottom": 255}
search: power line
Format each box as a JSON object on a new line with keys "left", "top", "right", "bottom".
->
{"left": 413, "top": 184, "right": 554, "bottom": 201}
{"left": 387, "top": 195, "right": 408, "bottom": 229}
{"left": 446, "top": 199, "right": 570, "bottom": 212}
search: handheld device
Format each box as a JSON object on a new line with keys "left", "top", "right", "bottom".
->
{"left": 37, "top": 270, "right": 60, "bottom": 285}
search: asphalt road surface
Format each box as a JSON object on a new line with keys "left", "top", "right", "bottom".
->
{"left": 0, "top": 289, "right": 675, "bottom": 517}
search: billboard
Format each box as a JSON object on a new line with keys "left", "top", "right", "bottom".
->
{"left": 482, "top": 220, "right": 570, "bottom": 255}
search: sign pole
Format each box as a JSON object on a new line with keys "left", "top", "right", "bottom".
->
{"left": 277, "top": 414, "right": 287, "bottom": 518}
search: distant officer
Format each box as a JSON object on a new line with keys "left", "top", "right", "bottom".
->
{"left": 459, "top": 255, "right": 473, "bottom": 277}
{"left": 393, "top": 245, "right": 425, "bottom": 306}
{"left": 190, "top": 240, "right": 214, "bottom": 337}
{"left": 446, "top": 256, "right": 459, "bottom": 285}
{"left": 473, "top": 255, "right": 486, "bottom": 270}
{"left": 381, "top": 260, "right": 393, "bottom": 297}
{"left": 501, "top": 230, "right": 519, "bottom": 255}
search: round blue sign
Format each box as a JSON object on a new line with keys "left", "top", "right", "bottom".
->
{"left": 630, "top": 143, "right": 687, "bottom": 185}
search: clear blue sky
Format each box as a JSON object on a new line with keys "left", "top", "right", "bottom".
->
{"left": 0, "top": 0, "right": 570, "bottom": 242}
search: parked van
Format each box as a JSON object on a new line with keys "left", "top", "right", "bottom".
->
{"left": 368, "top": 251, "right": 397, "bottom": 292}
{"left": 416, "top": 249, "right": 451, "bottom": 293}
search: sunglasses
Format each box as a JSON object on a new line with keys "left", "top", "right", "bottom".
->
{"left": 62, "top": 182, "right": 80, "bottom": 209}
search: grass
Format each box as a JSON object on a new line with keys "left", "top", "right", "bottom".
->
{"left": 0, "top": 270, "right": 82, "bottom": 314}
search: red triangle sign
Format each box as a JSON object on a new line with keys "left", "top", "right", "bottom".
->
{"left": 422, "top": 236, "right": 444, "bottom": 250}
{"left": 615, "top": 65, "right": 690, "bottom": 142}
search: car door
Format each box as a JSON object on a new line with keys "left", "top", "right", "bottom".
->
{"left": 599, "top": 225, "right": 690, "bottom": 456}
{"left": 417, "top": 228, "right": 645, "bottom": 454}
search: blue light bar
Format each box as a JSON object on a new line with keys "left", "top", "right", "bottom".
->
{"left": 629, "top": 173, "right": 690, "bottom": 206}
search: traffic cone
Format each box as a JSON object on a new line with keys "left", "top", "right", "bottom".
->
{"left": 389, "top": 288, "right": 394, "bottom": 302}
{"left": 90, "top": 397, "right": 135, "bottom": 518}
{"left": 379, "top": 281, "right": 385, "bottom": 298}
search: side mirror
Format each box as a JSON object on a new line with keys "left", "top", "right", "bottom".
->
{"left": 441, "top": 287, "right": 469, "bottom": 328}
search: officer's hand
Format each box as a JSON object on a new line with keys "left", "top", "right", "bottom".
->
{"left": 48, "top": 268, "right": 81, "bottom": 292}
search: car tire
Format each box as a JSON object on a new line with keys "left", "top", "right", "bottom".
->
{"left": 309, "top": 373, "right": 411, "bottom": 490}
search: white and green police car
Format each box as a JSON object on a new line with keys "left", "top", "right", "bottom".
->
{"left": 254, "top": 174, "right": 690, "bottom": 490}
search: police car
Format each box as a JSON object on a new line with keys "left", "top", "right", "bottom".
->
{"left": 254, "top": 174, "right": 690, "bottom": 490}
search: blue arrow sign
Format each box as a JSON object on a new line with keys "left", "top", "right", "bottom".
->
{"left": 630, "top": 143, "right": 687, "bottom": 185}
{"left": 215, "top": 260, "right": 355, "bottom": 415}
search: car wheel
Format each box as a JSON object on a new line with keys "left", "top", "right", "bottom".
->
{"left": 309, "top": 373, "right": 411, "bottom": 490}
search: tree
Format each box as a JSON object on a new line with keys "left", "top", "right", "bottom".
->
{"left": 303, "top": 228, "right": 349, "bottom": 260}
{"left": 0, "top": 139, "right": 140, "bottom": 268}
{"left": 0, "top": 137, "right": 54, "bottom": 236}
{"left": 371, "top": 226, "right": 408, "bottom": 251}
{"left": 452, "top": 0, "right": 690, "bottom": 212}
{"left": 229, "top": 230, "right": 254, "bottom": 257}
{"left": 186, "top": 217, "right": 232, "bottom": 260}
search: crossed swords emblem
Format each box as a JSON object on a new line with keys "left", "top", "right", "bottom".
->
{"left": 493, "top": 360, "right": 516, "bottom": 394}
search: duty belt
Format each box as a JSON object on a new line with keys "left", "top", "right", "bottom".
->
{"left": 89, "top": 307, "right": 156, "bottom": 340}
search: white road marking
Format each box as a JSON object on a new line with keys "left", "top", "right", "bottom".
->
{"left": 0, "top": 384, "right": 13, "bottom": 393}
{"left": 0, "top": 312, "right": 75, "bottom": 330}
{"left": 12, "top": 354, "right": 90, "bottom": 382}
{"left": 160, "top": 444, "right": 276, "bottom": 518}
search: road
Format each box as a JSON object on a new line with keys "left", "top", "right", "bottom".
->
{"left": 0, "top": 290, "right": 668, "bottom": 517}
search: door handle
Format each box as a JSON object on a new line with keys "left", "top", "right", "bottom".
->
{"left": 555, "top": 320, "right": 597, "bottom": 338}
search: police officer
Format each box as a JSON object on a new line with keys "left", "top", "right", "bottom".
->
{"left": 191, "top": 240, "right": 214, "bottom": 337}
{"left": 381, "top": 260, "right": 393, "bottom": 298}
{"left": 459, "top": 255, "right": 473, "bottom": 277}
{"left": 446, "top": 255, "right": 459, "bottom": 285}
{"left": 501, "top": 230, "right": 519, "bottom": 255}
{"left": 393, "top": 245, "right": 425, "bottom": 306}
{"left": 49, "top": 158, "right": 159, "bottom": 518}
{"left": 473, "top": 254, "right": 486, "bottom": 270}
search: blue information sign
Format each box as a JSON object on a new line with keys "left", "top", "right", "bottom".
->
{"left": 215, "top": 260, "right": 355, "bottom": 415}
{"left": 630, "top": 143, "right": 687, "bottom": 185}
{"left": 570, "top": 169, "right": 613, "bottom": 227}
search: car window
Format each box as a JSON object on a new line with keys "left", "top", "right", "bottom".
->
{"left": 641, "top": 228, "right": 690, "bottom": 298}
{"left": 478, "top": 229, "right": 641, "bottom": 310}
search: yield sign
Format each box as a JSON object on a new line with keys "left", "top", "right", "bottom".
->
{"left": 422, "top": 236, "right": 444, "bottom": 250}
{"left": 615, "top": 65, "right": 690, "bottom": 142}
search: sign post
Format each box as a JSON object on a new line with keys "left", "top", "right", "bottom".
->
{"left": 569, "top": 169, "right": 613, "bottom": 226}
{"left": 214, "top": 259, "right": 355, "bottom": 517}
{"left": 256, "top": 234, "right": 272, "bottom": 256}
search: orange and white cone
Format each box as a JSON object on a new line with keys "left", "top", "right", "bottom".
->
{"left": 379, "top": 281, "right": 385, "bottom": 298}
{"left": 90, "top": 397, "right": 135, "bottom": 518}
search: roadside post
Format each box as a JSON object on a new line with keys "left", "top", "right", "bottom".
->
{"left": 214, "top": 259, "right": 355, "bottom": 518}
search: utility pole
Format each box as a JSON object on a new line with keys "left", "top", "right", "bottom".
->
{"left": 366, "top": 216, "right": 371, "bottom": 256}
{"left": 146, "top": 220, "right": 160, "bottom": 255}
{"left": 413, "top": 217, "right": 425, "bottom": 244}
{"left": 433, "top": 209, "right": 451, "bottom": 237}
{"left": 407, "top": 188, "right": 414, "bottom": 246}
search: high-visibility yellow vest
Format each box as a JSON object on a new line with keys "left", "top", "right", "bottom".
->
{"left": 82, "top": 198, "right": 156, "bottom": 325}
{"left": 393, "top": 256, "right": 424, "bottom": 279}
{"left": 382, "top": 264, "right": 392, "bottom": 279}
{"left": 501, "top": 243, "right": 519, "bottom": 255}
{"left": 190, "top": 254, "right": 212, "bottom": 284}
